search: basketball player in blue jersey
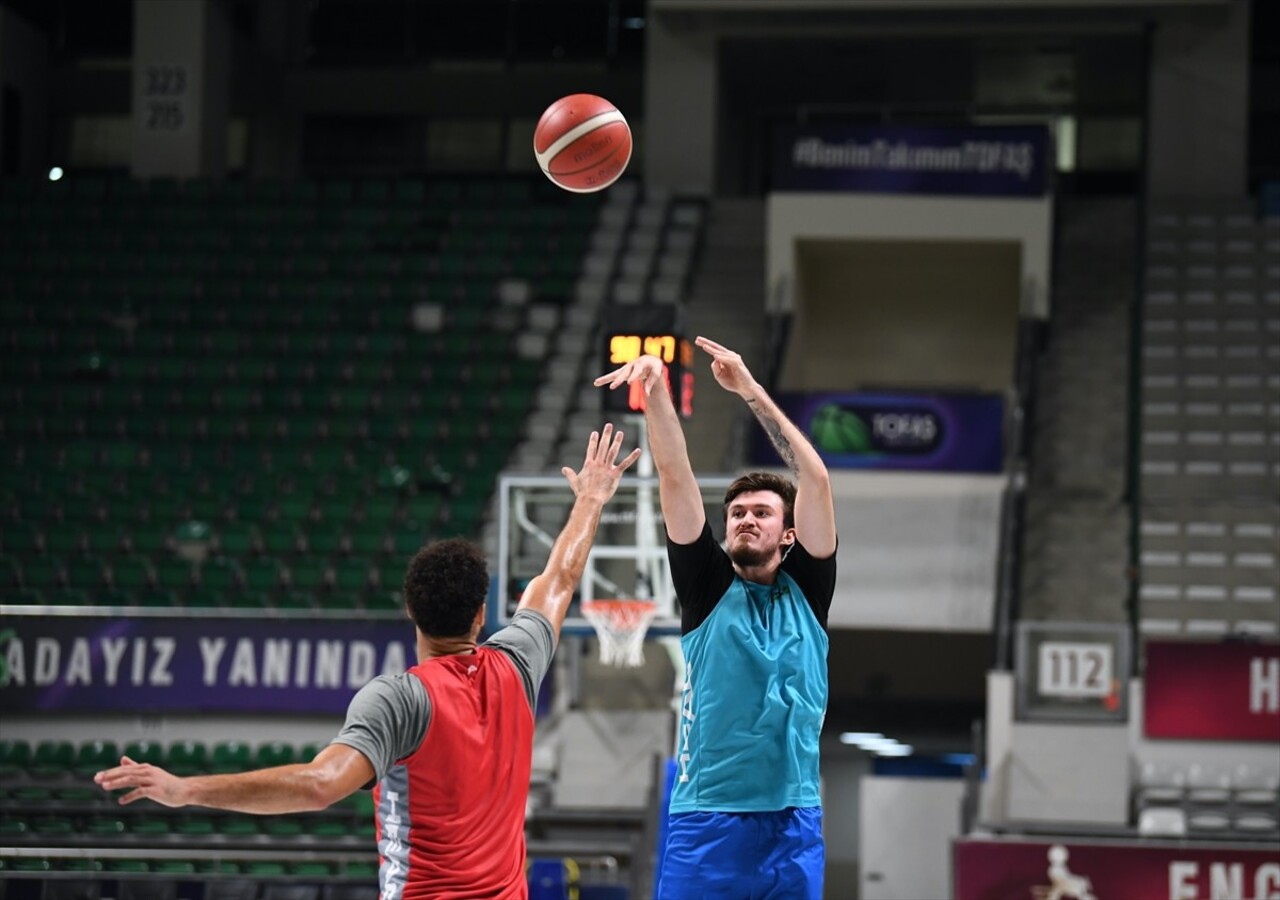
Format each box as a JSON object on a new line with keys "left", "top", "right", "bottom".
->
{"left": 595, "top": 336, "right": 837, "bottom": 900}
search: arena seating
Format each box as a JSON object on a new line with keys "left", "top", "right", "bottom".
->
{"left": 0, "top": 174, "right": 602, "bottom": 612}
{"left": 1138, "top": 199, "right": 1280, "bottom": 639}
{"left": 1129, "top": 199, "right": 1280, "bottom": 844}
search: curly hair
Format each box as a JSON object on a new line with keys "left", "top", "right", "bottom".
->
{"left": 723, "top": 472, "right": 796, "bottom": 529}
{"left": 402, "top": 538, "right": 491, "bottom": 637}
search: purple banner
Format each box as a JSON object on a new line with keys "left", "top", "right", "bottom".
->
{"left": 755, "top": 392, "right": 1004, "bottom": 473}
{"left": 0, "top": 615, "right": 415, "bottom": 714}
{"left": 773, "top": 124, "right": 1050, "bottom": 196}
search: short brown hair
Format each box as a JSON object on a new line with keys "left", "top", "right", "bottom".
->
{"left": 723, "top": 472, "right": 796, "bottom": 529}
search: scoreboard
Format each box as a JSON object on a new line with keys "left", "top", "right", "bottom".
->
{"left": 601, "top": 305, "right": 693, "bottom": 418}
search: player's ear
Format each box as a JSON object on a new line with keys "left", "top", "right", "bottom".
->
{"left": 780, "top": 527, "right": 796, "bottom": 548}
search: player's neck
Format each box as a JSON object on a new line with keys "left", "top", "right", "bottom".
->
{"left": 732, "top": 561, "right": 780, "bottom": 585}
{"left": 416, "top": 634, "right": 479, "bottom": 662}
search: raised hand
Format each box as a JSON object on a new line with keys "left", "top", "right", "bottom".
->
{"left": 560, "top": 422, "right": 642, "bottom": 503}
{"left": 593, "top": 355, "right": 666, "bottom": 396}
{"left": 695, "top": 336, "right": 759, "bottom": 398}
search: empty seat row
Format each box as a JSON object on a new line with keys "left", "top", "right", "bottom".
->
{"left": 0, "top": 739, "right": 327, "bottom": 779}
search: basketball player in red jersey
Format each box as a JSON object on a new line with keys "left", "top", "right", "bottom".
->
{"left": 95, "top": 425, "right": 642, "bottom": 899}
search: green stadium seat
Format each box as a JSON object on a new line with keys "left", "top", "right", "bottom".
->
{"left": 217, "top": 521, "right": 260, "bottom": 556}
{"left": 199, "top": 557, "right": 242, "bottom": 590}
{"left": 66, "top": 556, "right": 110, "bottom": 590}
{"left": 11, "top": 785, "right": 53, "bottom": 803}
{"left": 32, "top": 816, "right": 75, "bottom": 835}
{"left": 288, "top": 561, "right": 328, "bottom": 591}
{"left": 43, "top": 527, "right": 83, "bottom": 557}
{"left": 1, "top": 522, "right": 41, "bottom": 554}
{"left": 378, "top": 563, "right": 404, "bottom": 593}
{"left": 0, "top": 740, "right": 33, "bottom": 777}
{"left": 211, "top": 741, "right": 252, "bottom": 774}
{"left": 264, "top": 818, "right": 305, "bottom": 837}
{"left": 167, "top": 740, "right": 208, "bottom": 775}
{"left": 85, "top": 816, "right": 128, "bottom": 836}
{"left": 253, "top": 742, "right": 297, "bottom": 769}
{"left": 55, "top": 787, "right": 99, "bottom": 803}
{"left": 349, "top": 530, "right": 387, "bottom": 557}
{"left": 153, "top": 558, "right": 195, "bottom": 590}
{"left": 84, "top": 525, "right": 124, "bottom": 557}
{"left": 185, "top": 586, "right": 226, "bottom": 608}
{"left": 0, "top": 817, "right": 30, "bottom": 837}
{"left": 260, "top": 526, "right": 302, "bottom": 557}
{"left": 127, "top": 816, "right": 170, "bottom": 836}
{"left": 242, "top": 861, "right": 287, "bottom": 877}
{"left": 122, "top": 740, "right": 166, "bottom": 767}
{"left": 136, "top": 587, "right": 179, "bottom": 608}
{"left": 174, "top": 817, "right": 215, "bottom": 836}
{"left": 345, "top": 861, "right": 379, "bottom": 878}
{"left": 242, "top": 558, "right": 285, "bottom": 592}
{"left": 105, "top": 859, "right": 150, "bottom": 872}
{"left": 75, "top": 740, "right": 120, "bottom": 776}
{"left": 274, "top": 590, "right": 314, "bottom": 610}
{"left": 289, "top": 860, "right": 332, "bottom": 876}
{"left": 0, "top": 555, "right": 22, "bottom": 588}
{"left": 110, "top": 555, "right": 154, "bottom": 590}
{"left": 8, "top": 857, "right": 50, "bottom": 871}
{"left": 31, "top": 740, "right": 75, "bottom": 777}
{"left": 332, "top": 558, "right": 373, "bottom": 593}
{"left": 218, "top": 816, "right": 260, "bottom": 836}
{"left": 304, "top": 525, "right": 346, "bottom": 556}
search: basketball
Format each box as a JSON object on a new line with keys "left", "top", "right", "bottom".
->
{"left": 533, "top": 93, "right": 632, "bottom": 193}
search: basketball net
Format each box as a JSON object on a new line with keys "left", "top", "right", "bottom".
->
{"left": 581, "top": 599, "right": 656, "bottom": 668}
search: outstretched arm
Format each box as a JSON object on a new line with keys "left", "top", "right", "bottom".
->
{"left": 594, "top": 356, "right": 705, "bottom": 543}
{"left": 94, "top": 743, "right": 374, "bottom": 813}
{"left": 516, "top": 423, "right": 642, "bottom": 639}
{"left": 697, "top": 336, "right": 836, "bottom": 558}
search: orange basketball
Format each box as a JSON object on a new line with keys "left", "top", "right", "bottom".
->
{"left": 533, "top": 94, "right": 632, "bottom": 193}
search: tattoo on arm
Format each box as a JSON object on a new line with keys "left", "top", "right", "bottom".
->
{"left": 748, "top": 399, "right": 798, "bottom": 474}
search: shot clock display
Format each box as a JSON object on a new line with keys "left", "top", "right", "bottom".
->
{"left": 601, "top": 306, "right": 693, "bottom": 417}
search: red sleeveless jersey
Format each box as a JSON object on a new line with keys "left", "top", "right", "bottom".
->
{"left": 373, "top": 647, "right": 534, "bottom": 899}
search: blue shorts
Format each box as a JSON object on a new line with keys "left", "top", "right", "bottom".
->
{"left": 656, "top": 807, "right": 824, "bottom": 900}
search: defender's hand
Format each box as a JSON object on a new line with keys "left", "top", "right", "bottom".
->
{"left": 95, "top": 756, "right": 192, "bottom": 808}
{"left": 561, "top": 423, "right": 642, "bottom": 503}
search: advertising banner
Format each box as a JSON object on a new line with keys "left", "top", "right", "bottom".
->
{"left": 772, "top": 123, "right": 1050, "bottom": 196}
{"left": 954, "top": 838, "right": 1280, "bottom": 900}
{"left": 755, "top": 392, "right": 1004, "bottom": 473}
{"left": 0, "top": 614, "right": 414, "bottom": 714}
{"left": 1144, "top": 641, "right": 1280, "bottom": 742}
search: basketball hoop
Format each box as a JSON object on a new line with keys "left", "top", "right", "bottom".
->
{"left": 581, "top": 599, "right": 657, "bottom": 668}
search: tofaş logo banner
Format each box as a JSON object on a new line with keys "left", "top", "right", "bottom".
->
{"left": 758, "top": 391, "right": 1004, "bottom": 473}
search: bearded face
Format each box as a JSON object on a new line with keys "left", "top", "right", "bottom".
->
{"left": 724, "top": 490, "right": 794, "bottom": 570}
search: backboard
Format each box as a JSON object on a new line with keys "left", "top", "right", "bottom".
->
{"left": 494, "top": 473, "right": 736, "bottom": 637}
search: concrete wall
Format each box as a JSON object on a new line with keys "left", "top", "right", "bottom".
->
{"left": 784, "top": 237, "right": 1023, "bottom": 394}
{"left": 1146, "top": 0, "right": 1251, "bottom": 197}
{"left": 0, "top": 7, "right": 50, "bottom": 176}
{"left": 131, "top": 0, "right": 230, "bottom": 178}
{"left": 982, "top": 671, "right": 1131, "bottom": 826}
{"left": 859, "top": 776, "right": 965, "bottom": 900}
{"left": 767, "top": 193, "right": 1053, "bottom": 319}
{"left": 829, "top": 470, "right": 1005, "bottom": 633}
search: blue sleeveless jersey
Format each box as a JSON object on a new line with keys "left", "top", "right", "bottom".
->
{"left": 670, "top": 570, "right": 829, "bottom": 813}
